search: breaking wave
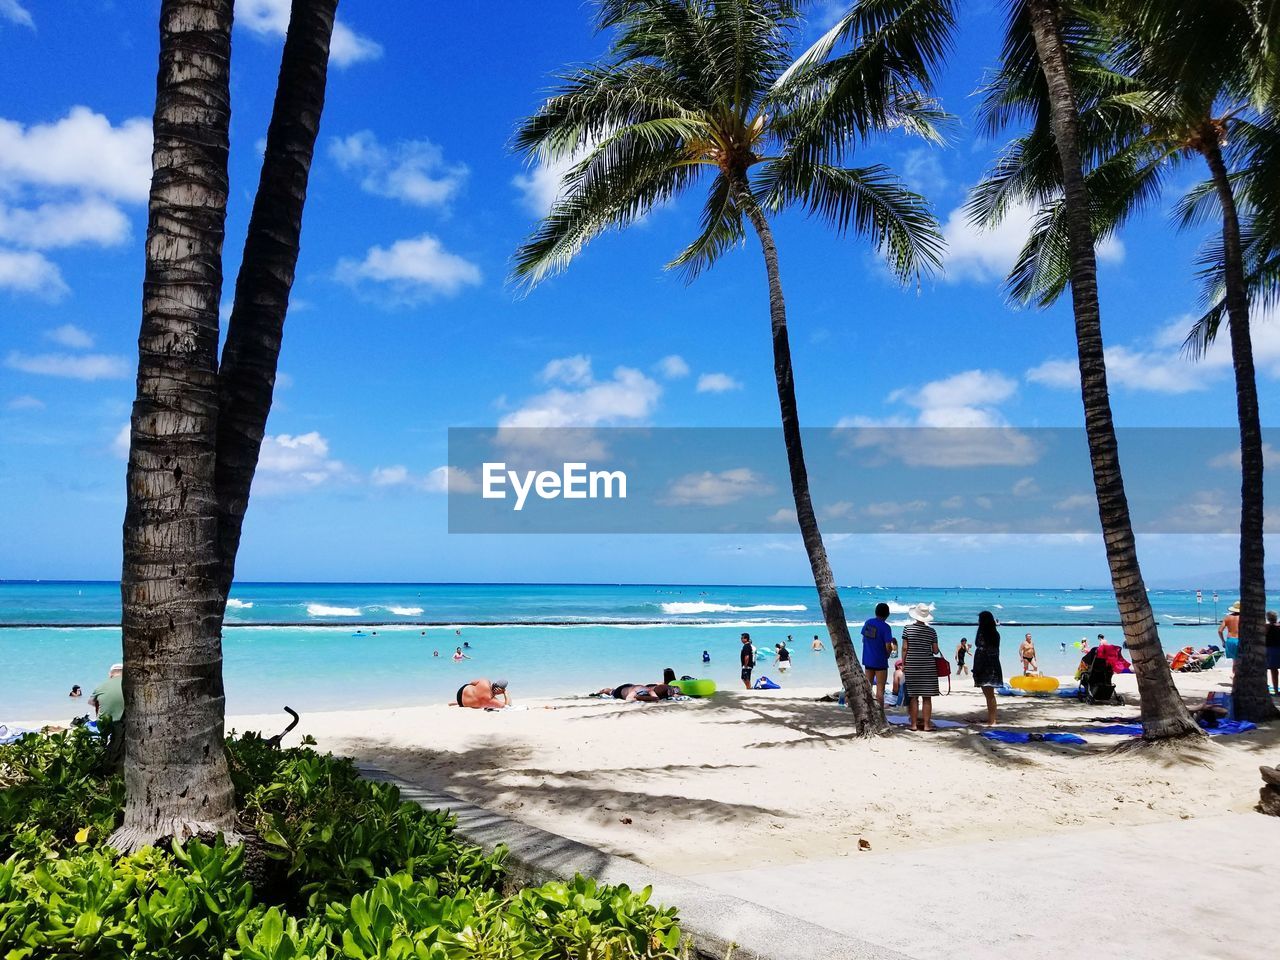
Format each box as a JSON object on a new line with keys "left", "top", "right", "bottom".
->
{"left": 306, "top": 604, "right": 362, "bottom": 617}
{"left": 660, "top": 601, "right": 808, "bottom": 615}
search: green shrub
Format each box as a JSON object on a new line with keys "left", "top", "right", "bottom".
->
{"left": 0, "top": 729, "right": 684, "bottom": 960}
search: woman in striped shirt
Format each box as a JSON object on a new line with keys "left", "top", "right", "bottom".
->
{"left": 902, "top": 604, "right": 941, "bottom": 731}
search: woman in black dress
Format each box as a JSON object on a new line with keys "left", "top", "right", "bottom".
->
{"left": 971, "top": 610, "right": 1003, "bottom": 726}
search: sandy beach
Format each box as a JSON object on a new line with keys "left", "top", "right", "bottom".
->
{"left": 218, "top": 671, "right": 1276, "bottom": 876}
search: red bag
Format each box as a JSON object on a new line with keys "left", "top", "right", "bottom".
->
{"left": 935, "top": 656, "right": 952, "bottom": 694}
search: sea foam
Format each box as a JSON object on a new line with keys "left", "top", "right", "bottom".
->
{"left": 1063, "top": 605, "right": 1094, "bottom": 611}
{"left": 660, "top": 601, "right": 807, "bottom": 615}
{"left": 226, "top": 599, "right": 253, "bottom": 609}
{"left": 306, "top": 604, "right": 361, "bottom": 617}
{"left": 386, "top": 606, "right": 425, "bottom": 616}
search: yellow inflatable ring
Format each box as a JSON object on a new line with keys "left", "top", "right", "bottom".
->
{"left": 1010, "top": 675, "right": 1060, "bottom": 693}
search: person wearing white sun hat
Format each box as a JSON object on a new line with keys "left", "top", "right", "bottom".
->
{"left": 1219, "top": 600, "right": 1242, "bottom": 659}
{"left": 901, "top": 603, "right": 940, "bottom": 731}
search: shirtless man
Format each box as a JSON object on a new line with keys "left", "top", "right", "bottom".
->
{"left": 1218, "top": 601, "right": 1241, "bottom": 644}
{"left": 811, "top": 634, "right": 825, "bottom": 651}
{"left": 452, "top": 678, "right": 510, "bottom": 709}
{"left": 1019, "top": 633, "right": 1038, "bottom": 675}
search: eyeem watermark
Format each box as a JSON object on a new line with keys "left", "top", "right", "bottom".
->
{"left": 482, "top": 462, "right": 628, "bottom": 511}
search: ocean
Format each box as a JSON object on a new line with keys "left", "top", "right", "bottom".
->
{"left": 0, "top": 581, "right": 1232, "bottom": 722}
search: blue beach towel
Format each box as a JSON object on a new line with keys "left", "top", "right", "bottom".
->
{"left": 1092, "top": 719, "right": 1258, "bottom": 737}
{"left": 753, "top": 676, "right": 781, "bottom": 690}
{"left": 980, "top": 730, "right": 1087, "bottom": 745}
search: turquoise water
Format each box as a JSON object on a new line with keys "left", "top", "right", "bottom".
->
{"left": 0, "top": 582, "right": 1233, "bottom": 722}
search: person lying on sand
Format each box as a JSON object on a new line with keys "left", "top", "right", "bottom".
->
{"left": 596, "top": 682, "right": 675, "bottom": 702}
{"left": 452, "top": 678, "right": 510, "bottom": 709}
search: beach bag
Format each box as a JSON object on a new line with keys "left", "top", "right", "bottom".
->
{"left": 753, "top": 676, "right": 781, "bottom": 690}
{"left": 935, "top": 655, "right": 952, "bottom": 694}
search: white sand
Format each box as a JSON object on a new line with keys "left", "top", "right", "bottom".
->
{"left": 225, "top": 671, "right": 1276, "bottom": 877}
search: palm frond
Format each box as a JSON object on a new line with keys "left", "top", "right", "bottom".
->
{"left": 668, "top": 172, "right": 746, "bottom": 280}
{"left": 757, "top": 159, "right": 943, "bottom": 281}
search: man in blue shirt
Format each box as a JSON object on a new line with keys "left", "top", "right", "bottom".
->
{"left": 860, "top": 603, "right": 894, "bottom": 709}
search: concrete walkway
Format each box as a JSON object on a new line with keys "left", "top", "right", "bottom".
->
{"left": 693, "top": 814, "right": 1280, "bottom": 960}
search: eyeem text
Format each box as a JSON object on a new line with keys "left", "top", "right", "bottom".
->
{"left": 482, "top": 462, "right": 628, "bottom": 511}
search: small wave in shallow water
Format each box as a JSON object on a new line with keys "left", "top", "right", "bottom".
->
{"left": 306, "top": 604, "right": 362, "bottom": 617}
{"left": 226, "top": 598, "right": 253, "bottom": 609}
{"left": 660, "top": 601, "right": 808, "bottom": 615}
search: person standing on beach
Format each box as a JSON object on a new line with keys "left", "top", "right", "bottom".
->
{"left": 859, "top": 602, "right": 893, "bottom": 710}
{"left": 740, "top": 633, "right": 755, "bottom": 689}
{"left": 971, "top": 611, "right": 1003, "bottom": 726}
{"left": 1219, "top": 601, "right": 1241, "bottom": 646}
{"left": 901, "top": 604, "right": 940, "bottom": 731}
{"left": 1019, "top": 634, "right": 1038, "bottom": 675}
{"left": 1265, "top": 610, "right": 1280, "bottom": 694}
{"left": 955, "top": 638, "right": 970, "bottom": 676}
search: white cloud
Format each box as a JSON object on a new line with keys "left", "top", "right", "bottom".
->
{"left": 0, "top": 197, "right": 130, "bottom": 249}
{"left": 236, "top": 0, "right": 382, "bottom": 68}
{"left": 656, "top": 355, "right": 690, "bottom": 379}
{"left": 884, "top": 369, "right": 1018, "bottom": 428}
{"left": 663, "top": 467, "right": 773, "bottom": 506}
{"left": 513, "top": 151, "right": 578, "bottom": 216}
{"left": 111, "top": 423, "right": 130, "bottom": 460}
{"left": 336, "top": 234, "right": 481, "bottom": 301}
{"left": 5, "top": 394, "right": 43, "bottom": 410}
{"left": 1208, "top": 443, "right": 1277, "bottom": 470}
{"left": 0, "top": 1, "right": 34, "bottom": 28}
{"left": 902, "top": 148, "right": 950, "bottom": 195}
{"left": 5, "top": 350, "right": 128, "bottom": 380}
{"left": 1054, "top": 493, "right": 1095, "bottom": 511}
{"left": 0, "top": 249, "right": 66, "bottom": 299}
{"left": 256, "top": 432, "right": 345, "bottom": 492}
{"left": 768, "top": 507, "right": 797, "bottom": 524}
{"left": 422, "top": 465, "right": 479, "bottom": 494}
{"left": 823, "top": 500, "right": 855, "bottom": 519}
{"left": 371, "top": 464, "right": 410, "bottom": 486}
{"left": 329, "top": 131, "right": 466, "bottom": 207}
{"left": 942, "top": 201, "right": 1124, "bottom": 284}
{"left": 696, "top": 372, "right": 743, "bottom": 393}
{"left": 45, "top": 323, "right": 93, "bottom": 349}
{"left": 0, "top": 107, "right": 151, "bottom": 202}
{"left": 541, "top": 354, "right": 594, "bottom": 386}
{"left": 499, "top": 358, "right": 661, "bottom": 430}
{"left": 1012, "top": 476, "right": 1039, "bottom": 497}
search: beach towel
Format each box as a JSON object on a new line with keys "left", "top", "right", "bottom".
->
{"left": 753, "top": 676, "right": 781, "bottom": 690}
{"left": 980, "top": 730, "right": 1087, "bottom": 745}
{"left": 0, "top": 725, "right": 34, "bottom": 745}
{"left": 1092, "top": 720, "right": 1258, "bottom": 737}
{"left": 887, "top": 715, "right": 966, "bottom": 729}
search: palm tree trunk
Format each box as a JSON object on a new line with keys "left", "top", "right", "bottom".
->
{"left": 1199, "top": 133, "right": 1275, "bottom": 722}
{"left": 739, "top": 186, "right": 884, "bottom": 735}
{"left": 214, "top": 0, "right": 338, "bottom": 601}
{"left": 112, "top": 0, "right": 238, "bottom": 852}
{"left": 1026, "top": 0, "right": 1200, "bottom": 739}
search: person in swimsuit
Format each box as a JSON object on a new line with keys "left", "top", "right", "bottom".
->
{"left": 811, "top": 634, "right": 825, "bottom": 651}
{"left": 598, "top": 683, "right": 674, "bottom": 702}
{"left": 1019, "top": 633, "right": 1038, "bottom": 675}
{"left": 955, "top": 638, "right": 970, "bottom": 676}
{"left": 702, "top": 650, "right": 711, "bottom": 663}
{"left": 740, "top": 633, "right": 755, "bottom": 689}
{"left": 453, "top": 646, "right": 470, "bottom": 662}
{"left": 453, "top": 678, "right": 510, "bottom": 709}
{"left": 1219, "top": 602, "right": 1241, "bottom": 644}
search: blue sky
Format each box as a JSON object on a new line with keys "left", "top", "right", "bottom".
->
{"left": 0, "top": 0, "right": 1276, "bottom": 588}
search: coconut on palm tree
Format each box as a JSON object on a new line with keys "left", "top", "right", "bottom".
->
{"left": 807, "top": 0, "right": 1199, "bottom": 737}
{"left": 512, "top": 0, "right": 947, "bottom": 734}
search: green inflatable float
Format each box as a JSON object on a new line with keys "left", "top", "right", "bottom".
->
{"left": 674, "top": 678, "right": 716, "bottom": 697}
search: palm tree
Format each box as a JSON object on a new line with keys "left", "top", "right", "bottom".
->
{"left": 512, "top": 0, "right": 946, "bottom": 734}
{"left": 970, "top": 0, "right": 1277, "bottom": 722}
{"left": 112, "top": 0, "right": 339, "bottom": 852}
{"left": 809, "top": 0, "right": 1199, "bottom": 737}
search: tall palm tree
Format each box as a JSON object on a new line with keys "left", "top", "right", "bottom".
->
{"left": 809, "top": 0, "right": 1199, "bottom": 737}
{"left": 512, "top": 0, "right": 946, "bottom": 734}
{"left": 970, "top": 0, "right": 1278, "bottom": 722}
{"left": 114, "top": 0, "right": 239, "bottom": 852}
{"left": 113, "top": 0, "right": 339, "bottom": 852}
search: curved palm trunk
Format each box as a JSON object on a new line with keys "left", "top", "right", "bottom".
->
{"left": 1026, "top": 0, "right": 1200, "bottom": 739}
{"left": 1200, "top": 135, "right": 1275, "bottom": 722}
{"left": 740, "top": 189, "right": 883, "bottom": 735}
{"left": 112, "top": 0, "right": 238, "bottom": 852}
{"left": 215, "top": 0, "right": 338, "bottom": 601}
